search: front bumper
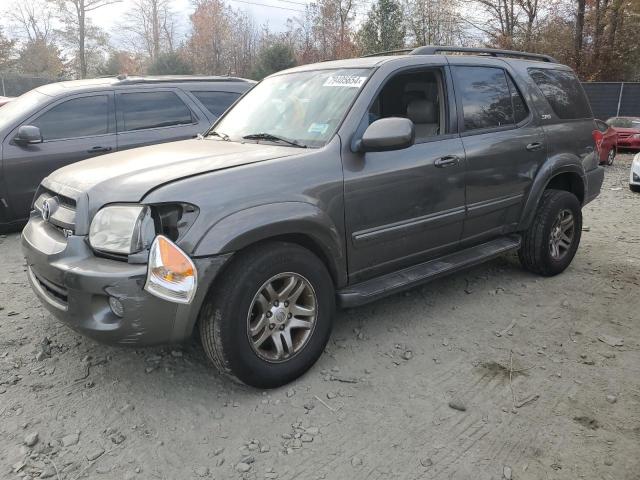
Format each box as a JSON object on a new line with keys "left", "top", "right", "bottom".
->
{"left": 617, "top": 137, "right": 640, "bottom": 149}
{"left": 22, "top": 215, "right": 231, "bottom": 346}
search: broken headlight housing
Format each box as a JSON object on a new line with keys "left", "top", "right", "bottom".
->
{"left": 89, "top": 204, "right": 155, "bottom": 255}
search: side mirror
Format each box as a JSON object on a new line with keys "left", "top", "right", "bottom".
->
{"left": 14, "top": 125, "right": 42, "bottom": 145}
{"left": 357, "top": 117, "right": 415, "bottom": 153}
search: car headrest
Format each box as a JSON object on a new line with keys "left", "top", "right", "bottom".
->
{"left": 407, "top": 99, "right": 437, "bottom": 124}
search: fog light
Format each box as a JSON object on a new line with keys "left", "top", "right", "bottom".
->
{"left": 109, "top": 296, "right": 124, "bottom": 317}
{"left": 144, "top": 235, "right": 197, "bottom": 304}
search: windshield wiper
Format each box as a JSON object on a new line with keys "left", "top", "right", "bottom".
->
{"left": 242, "top": 133, "right": 307, "bottom": 148}
{"left": 208, "top": 130, "right": 230, "bottom": 141}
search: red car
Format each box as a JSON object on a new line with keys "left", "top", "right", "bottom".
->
{"left": 606, "top": 116, "right": 640, "bottom": 151}
{"left": 593, "top": 119, "right": 618, "bottom": 165}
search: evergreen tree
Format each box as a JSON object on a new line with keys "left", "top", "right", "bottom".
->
{"left": 356, "top": 0, "right": 406, "bottom": 55}
{"left": 252, "top": 43, "right": 296, "bottom": 80}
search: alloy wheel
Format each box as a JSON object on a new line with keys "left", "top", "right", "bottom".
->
{"left": 247, "top": 273, "right": 317, "bottom": 362}
{"left": 549, "top": 209, "right": 575, "bottom": 260}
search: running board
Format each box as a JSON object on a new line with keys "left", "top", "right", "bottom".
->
{"left": 337, "top": 235, "right": 521, "bottom": 308}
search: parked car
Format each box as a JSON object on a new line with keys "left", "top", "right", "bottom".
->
{"left": 606, "top": 116, "right": 640, "bottom": 150}
{"left": 631, "top": 153, "right": 640, "bottom": 192}
{"left": 593, "top": 119, "right": 617, "bottom": 165}
{"left": 0, "top": 75, "right": 254, "bottom": 229}
{"left": 0, "top": 96, "right": 14, "bottom": 107}
{"left": 22, "top": 46, "right": 603, "bottom": 388}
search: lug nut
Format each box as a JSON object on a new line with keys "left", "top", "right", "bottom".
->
{"left": 288, "top": 313, "right": 292, "bottom": 319}
{"left": 266, "top": 311, "right": 272, "bottom": 318}
{"left": 279, "top": 325, "right": 285, "bottom": 330}
{"left": 269, "top": 323, "right": 275, "bottom": 329}
{"left": 284, "top": 301, "right": 289, "bottom": 307}
{"left": 274, "top": 300, "right": 279, "bottom": 307}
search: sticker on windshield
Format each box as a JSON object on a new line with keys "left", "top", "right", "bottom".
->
{"left": 308, "top": 123, "right": 329, "bottom": 134}
{"left": 323, "top": 75, "right": 367, "bottom": 88}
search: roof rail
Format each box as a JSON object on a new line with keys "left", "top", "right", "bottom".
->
{"left": 115, "top": 75, "right": 252, "bottom": 85}
{"left": 410, "top": 45, "right": 557, "bottom": 63}
{"left": 361, "top": 48, "right": 414, "bottom": 58}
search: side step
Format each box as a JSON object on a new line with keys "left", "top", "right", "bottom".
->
{"left": 337, "top": 235, "right": 521, "bottom": 308}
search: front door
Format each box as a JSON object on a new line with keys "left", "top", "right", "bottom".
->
{"left": 3, "top": 92, "right": 116, "bottom": 221}
{"left": 342, "top": 66, "right": 467, "bottom": 283}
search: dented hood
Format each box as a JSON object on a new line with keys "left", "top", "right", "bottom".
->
{"left": 44, "top": 138, "right": 299, "bottom": 204}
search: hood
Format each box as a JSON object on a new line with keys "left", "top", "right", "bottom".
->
{"left": 45, "top": 138, "right": 300, "bottom": 204}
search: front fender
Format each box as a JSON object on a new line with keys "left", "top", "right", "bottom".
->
{"left": 518, "top": 154, "right": 586, "bottom": 230}
{"left": 193, "top": 202, "right": 347, "bottom": 287}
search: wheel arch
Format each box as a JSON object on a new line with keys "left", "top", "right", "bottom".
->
{"left": 518, "top": 158, "right": 586, "bottom": 230}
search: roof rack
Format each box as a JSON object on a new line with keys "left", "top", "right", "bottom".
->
{"left": 114, "top": 75, "right": 252, "bottom": 84}
{"left": 410, "top": 46, "right": 557, "bottom": 63}
{"left": 361, "top": 48, "right": 414, "bottom": 58}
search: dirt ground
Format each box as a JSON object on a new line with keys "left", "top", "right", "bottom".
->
{"left": 1, "top": 154, "right": 639, "bottom": 480}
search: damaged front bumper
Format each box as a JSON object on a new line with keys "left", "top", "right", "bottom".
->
{"left": 22, "top": 215, "right": 230, "bottom": 346}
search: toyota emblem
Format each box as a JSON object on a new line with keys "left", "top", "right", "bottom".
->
{"left": 41, "top": 197, "right": 58, "bottom": 222}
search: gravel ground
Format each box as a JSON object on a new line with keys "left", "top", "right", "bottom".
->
{"left": 1, "top": 154, "right": 639, "bottom": 480}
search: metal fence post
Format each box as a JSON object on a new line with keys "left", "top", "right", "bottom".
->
{"left": 616, "top": 83, "right": 624, "bottom": 117}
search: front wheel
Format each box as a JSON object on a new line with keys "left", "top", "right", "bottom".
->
{"left": 199, "top": 242, "right": 335, "bottom": 388}
{"left": 518, "top": 189, "right": 582, "bottom": 276}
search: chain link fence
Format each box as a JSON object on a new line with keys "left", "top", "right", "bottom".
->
{"left": 0, "top": 73, "right": 59, "bottom": 97}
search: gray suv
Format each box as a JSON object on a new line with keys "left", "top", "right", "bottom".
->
{"left": 0, "top": 75, "right": 254, "bottom": 228}
{"left": 22, "top": 47, "right": 604, "bottom": 388}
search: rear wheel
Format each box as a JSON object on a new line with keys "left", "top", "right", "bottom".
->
{"left": 199, "top": 242, "right": 334, "bottom": 388}
{"left": 518, "top": 189, "right": 582, "bottom": 276}
{"left": 606, "top": 148, "right": 615, "bottom": 166}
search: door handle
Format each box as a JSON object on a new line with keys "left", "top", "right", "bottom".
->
{"left": 434, "top": 155, "right": 460, "bottom": 168}
{"left": 525, "top": 142, "right": 544, "bottom": 152}
{"left": 87, "top": 146, "right": 112, "bottom": 153}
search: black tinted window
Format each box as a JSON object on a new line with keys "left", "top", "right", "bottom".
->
{"left": 120, "top": 91, "right": 193, "bottom": 131}
{"left": 33, "top": 96, "right": 108, "bottom": 141}
{"left": 192, "top": 91, "right": 240, "bottom": 117}
{"left": 452, "top": 66, "right": 514, "bottom": 131}
{"left": 506, "top": 74, "right": 529, "bottom": 123}
{"left": 529, "top": 68, "right": 591, "bottom": 119}
{"left": 595, "top": 119, "right": 608, "bottom": 132}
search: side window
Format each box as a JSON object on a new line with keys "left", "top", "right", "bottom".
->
{"left": 119, "top": 91, "right": 193, "bottom": 132}
{"left": 595, "top": 119, "right": 608, "bottom": 133}
{"left": 32, "top": 96, "right": 109, "bottom": 141}
{"left": 506, "top": 74, "right": 529, "bottom": 123}
{"left": 528, "top": 68, "right": 591, "bottom": 119}
{"left": 366, "top": 69, "right": 444, "bottom": 141}
{"left": 191, "top": 91, "right": 240, "bottom": 117}
{"left": 451, "top": 66, "right": 514, "bottom": 131}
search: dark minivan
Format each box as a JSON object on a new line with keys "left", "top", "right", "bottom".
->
{"left": 0, "top": 75, "right": 254, "bottom": 228}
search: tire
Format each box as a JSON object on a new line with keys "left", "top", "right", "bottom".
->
{"left": 518, "top": 189, "right": 582, "bottom": 276}
{"left": 199, "top": 241, "right": 335, "bottom": 388}
{"left": 606, "top": 148, "right": 615, "bottom": 166}
{"left": 631, "top": 184, "right": 640, "bottom": 193}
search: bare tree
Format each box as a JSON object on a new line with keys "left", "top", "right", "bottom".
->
{"left": 8, "top": 0, "right": 54, "bottom": 43}
{"left": 51, "top": 0, "right": 121, "bottom": 78}
{"left": 120, "top": 0, "right": 177, "bottom": 61}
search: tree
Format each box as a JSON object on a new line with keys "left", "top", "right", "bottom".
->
{"left": 356, "top": 0, "right": 406, "bottom": 55}
{"left": 147, "top": 52, "right": 193, "bottom": 74}
{"left": 120, "top": 0, "right": 176, "bottom": 62}
{"left": 52, "top": 0, "right": 121, "bottom": 78}
{"left": 0, "top": 27, "right": 17, "bottom": 71}
{"left": 96, "top": 50, "right": 145, "bottom": 76}
{"left": 404, "top": 0, "right": 466, "bottom": 47}
{"left": 252, "top": 43, "right": 296, "bottom": 80}
{"left": 186, "top": 0, "right": 233, "bottom": 74}
{"left": 8, "top": 0, "right": 55, "bottom": 43}
{"left": 16, "top": 39, "right": 65, "bottom": 77}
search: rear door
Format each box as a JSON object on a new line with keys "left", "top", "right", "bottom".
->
{"left": 2, "top": 92, "right": 116, "bottom": 221}
{"left": 450, "top": 62, "right": 547, "bottom": 244}
{"left": 115, "top": 88, "right": 207, "bottom": 151}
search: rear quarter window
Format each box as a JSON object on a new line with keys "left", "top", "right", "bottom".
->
{"left": 529, "top": 68, "right": 591, "bottom": 120}
{"left": 191, "top": 91, "right": 240, "bottom": 118}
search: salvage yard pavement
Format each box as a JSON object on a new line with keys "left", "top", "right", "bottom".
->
{"left": 1, "top": 155, "right": 639, "bottom": 480}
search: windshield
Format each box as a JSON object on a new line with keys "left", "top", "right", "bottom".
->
{"left": 212, "top": 68, "right": 371, "bottom": 148}
{"left": 0, "top": 89, "right": 49, "bottom": 132}
{"left": 606, "top": 117, "right": 640, "bottom": 128}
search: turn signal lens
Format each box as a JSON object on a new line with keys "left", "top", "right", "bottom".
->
{"left": 144, "top": 235, "right": 197, "bottom": 304}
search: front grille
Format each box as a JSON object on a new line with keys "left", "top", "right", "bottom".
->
{"left": 30, "top": 267, "right": 69, "bottom": 307}
{"left": 33, "top": 186, "right": 76, "bottom": 234}
{"left": 618, "top": 133, "right": 633, "bottom": 139}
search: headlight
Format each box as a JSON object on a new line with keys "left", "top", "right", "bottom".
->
{"left": 89, "top": 205, "right": 155, "bottom": 255}
{"left": 144, "top": 235, "right": 197, "bottom": 304}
